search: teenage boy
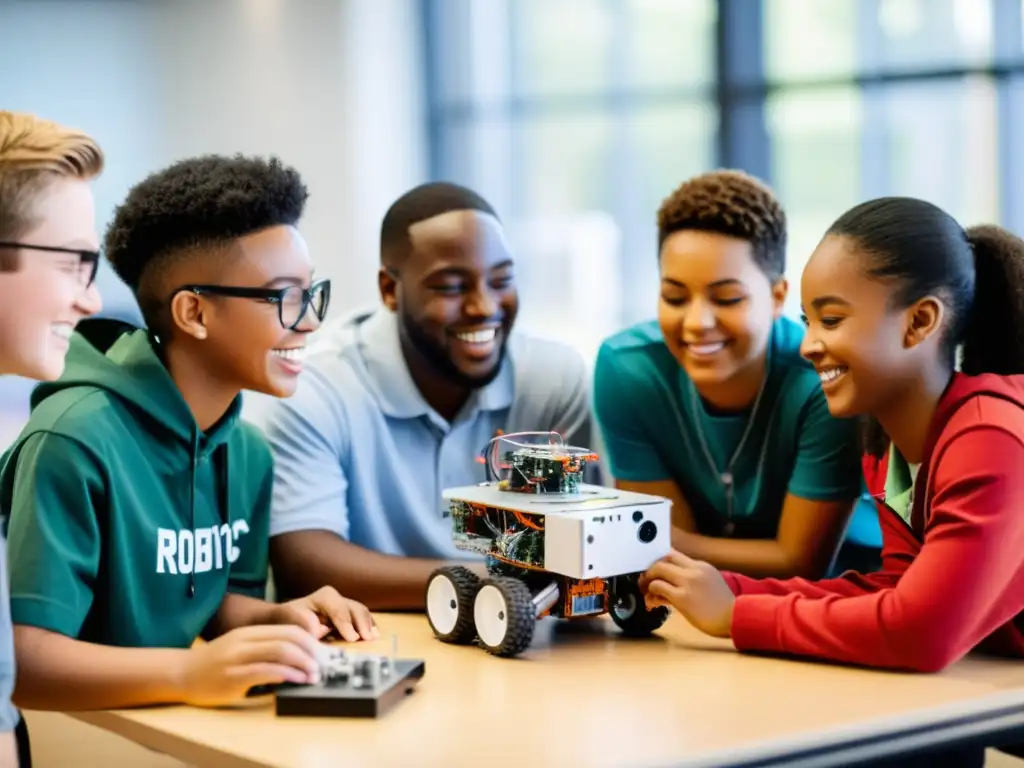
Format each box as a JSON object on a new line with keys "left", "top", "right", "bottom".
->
{"left": 0, "top": 109, "right": 106, "bottom": 767}
{"left": 255, "top": 182, "right": 595, "bottom": 610}
{"left": 3, "top": 153, "right": 375, "bottom": 713}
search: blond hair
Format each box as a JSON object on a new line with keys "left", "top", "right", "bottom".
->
{"left": 0, "top": 111, "right": 104, "bottom": 242}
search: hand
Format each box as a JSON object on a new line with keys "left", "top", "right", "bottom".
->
{"left": 180, "top": 624, "right": 322, "bottom": 707}
{"left": 272, "top": 586, "right": 379, "bottom": 642}
{"left": 639, "top": 550, "right": 735, "bottom": 638}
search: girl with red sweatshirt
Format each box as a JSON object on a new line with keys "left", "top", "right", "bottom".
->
{"left": 640, "top": 196, "right": 1024, "bottom": 676}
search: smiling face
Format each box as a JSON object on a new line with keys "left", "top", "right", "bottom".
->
{"left": 658, "top": 230, "right": 786, "bottom": 400}
{"left": 381, "top": 209, "right": 517, "bottom": 389}
{"left": 799, "top": 233, "right": 942, "bottom": 418}
{"left": 171, "top": 224, "right": 320, "bottom": 398}
{"left": 0, "top": 176, "right": 103, "bottom": 380}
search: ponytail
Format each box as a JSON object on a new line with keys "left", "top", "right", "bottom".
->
{"left": 960, "top": 224, "right": 1024, "bottom": 376}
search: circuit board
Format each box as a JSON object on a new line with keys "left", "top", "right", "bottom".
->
{"left": 274, "top": 659, "right": 426, "bottom": 718}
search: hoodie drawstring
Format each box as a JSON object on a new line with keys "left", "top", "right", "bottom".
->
{"left": 186, "top": 440, "right": 230, "bottom": 601}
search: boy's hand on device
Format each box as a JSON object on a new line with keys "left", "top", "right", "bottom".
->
{"left": 638, "top": 550, "right": 735, "bottom": 638}
{"left": 180, "top": 625, "right": 322, "bottom": 707}
{"left": 274, "top": 586, "right": 379, "bottom": 642}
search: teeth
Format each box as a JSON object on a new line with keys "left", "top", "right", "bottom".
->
{"left": 819, "top": 367, "right": 847, "bottom": 383}
{"left": 455, "top": 328, "right": 496, "bottom": 344}
{"left": 688, "top": 342, "right": 725, "bottom": 356}
{"left": 272, "top": 347, "right": 307, "bottom": 362}
{"left": 52, "top": 324, "right": 73, "bottom": 340}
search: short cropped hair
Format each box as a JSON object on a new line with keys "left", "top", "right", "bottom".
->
{"left": 0, "top": 112, "right": 104, "bottom": 255}
{"left": 380, "top": 181, "right": 496, "bottom": 265}
{"left": 104, "top": 154, "right": 308, "bottom": 326}
{"left": 657, "top": 169, "right": 787, "bottom": 281}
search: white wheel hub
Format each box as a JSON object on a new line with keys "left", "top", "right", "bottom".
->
{"left": 614, "top": 592, "right": 636, "bottom": 619}
{"left": 426, "top": 573, "right": 460, "bottom": 635}
{"left": 474, "top": 584, "right": 509, "bottom": 648}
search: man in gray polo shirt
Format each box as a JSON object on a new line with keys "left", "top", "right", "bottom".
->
{"left": 256, "top": 182, "right": 595, "bottom": 610}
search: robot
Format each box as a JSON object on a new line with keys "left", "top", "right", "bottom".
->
{"left": 425, "top": 431, "right": 672, "bottom": 658}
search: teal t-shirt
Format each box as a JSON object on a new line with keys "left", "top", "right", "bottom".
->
{"left": 594, "top": 316, "right": 876, "bottom": 542}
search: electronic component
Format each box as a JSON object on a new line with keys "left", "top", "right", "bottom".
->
{"left": 263, "top": 637, "right": 426, "bottom": 718}
{"left": 428, "top": 431, "right": 673, "bottom": 658}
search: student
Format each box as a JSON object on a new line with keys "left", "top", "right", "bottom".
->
{"left": 253, "top": 182, "right": 594, "bottom": 611}
{"left": 2, "top": 154, "right": 376, "bottom": 714}
{"left": 594, "top": 170, "right": 875, "bottom": 580}
{"left": 0, "top": 110, "right": 106, "bottom": 767}
{"left": 639, "top": 196, "right": 1024, "bottom": 675}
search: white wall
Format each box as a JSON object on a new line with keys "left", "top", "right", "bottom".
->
{"left": 0, "top": 0, "right": 428, "bottom": 444}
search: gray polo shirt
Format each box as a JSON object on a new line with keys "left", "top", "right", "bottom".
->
{"left": 251, "top": 307, "right": 597, "bottom": 559}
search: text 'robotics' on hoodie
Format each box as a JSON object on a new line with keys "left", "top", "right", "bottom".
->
{"left": 0, "top": 319, "right": 273, "bottom": 648}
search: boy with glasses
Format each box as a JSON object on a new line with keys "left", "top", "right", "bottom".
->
{"left": 0, "top": 109, "right": 105, "bottom": 768}
{"left": 2, "top": 153, "right": 375, "bottom": 715}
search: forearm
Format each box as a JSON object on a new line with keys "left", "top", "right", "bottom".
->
{"left": 671, "top": 529, "right": 824, "bottom": 579}
{"left": 203, "top": 593, "right": 277, "bottom": 639}
{"left": 0, "top": 730, "right": 15, "bottom": 768}
{"left": 12, "top": 625, "right": 187, "bottom": 711}
{"left": 271, "top": 531, "right": 474, "bottom": 611}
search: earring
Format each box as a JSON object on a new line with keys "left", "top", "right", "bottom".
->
{"left": 195, "top": 328, "right": 207, "bottom": 340}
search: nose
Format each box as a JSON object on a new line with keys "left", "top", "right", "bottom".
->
{"left": 799, "top": 328, "right": 824, "bottom": 361}
{"left": 464, "top": 281, "right": 498, "bottom": 319}
{"left": 294, "top": 304, "right": 322, "bottom": 333}
{"left": 682, "top": 296, "right": 716, "bottom": 335}
{"left": 76, "top": 281, "right": 103, "bottom": 317}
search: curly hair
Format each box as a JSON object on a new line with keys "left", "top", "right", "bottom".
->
{"left": 0, "top": 111, "right": 104, "bottom": 263}
{"left": 656, "top": 169, "right": 787, "bottom": 281}
{"left": 104, "top": 154, "right": 308, "bottom": 326}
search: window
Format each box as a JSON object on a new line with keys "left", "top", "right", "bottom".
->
{"left": 425, "top": 0, "right": 1024, "bottom": 353}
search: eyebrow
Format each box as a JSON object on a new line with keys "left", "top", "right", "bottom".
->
{"left": 660, "top": 278, "right": 743, "bottom": 289}
{"left": 260, "top": 271, "right": 315, "bottom": 288}
{"left": 810, "top": 295, "right": 851, "bottom": 310}
{"left": 424, "top": 260, "right": 515, "bottom": 278}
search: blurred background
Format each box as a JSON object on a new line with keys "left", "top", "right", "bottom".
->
{"left": 1, "top": 0, "right": 1019, "bottom": 444}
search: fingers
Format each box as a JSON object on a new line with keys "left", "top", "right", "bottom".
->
{"left": 231, "top": 662, "right": 313, "bottom": 691}
{"left": 309, "top": 588, "right": 379, "bottom": 642}
{"left": 233, "top": 638, "right": 321, "bottom": 680}
{"left": 228, "top": 623, "right": 321, "bottom": 658}
{"left": 643, "top": 560, "right": 689, "bottom": 587}
{"left": 278, "top": 604, "right": 325, "bottom": 637}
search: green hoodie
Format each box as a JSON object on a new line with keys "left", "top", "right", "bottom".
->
{"left": 1, "top": 319, "right": 272, "bottom": 648}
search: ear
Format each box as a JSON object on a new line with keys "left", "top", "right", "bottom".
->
{"left": 378, "top": 266, "right": 398, "bottom": 312}
{"left": 168, "top": 290, "right": 209, "bottom": 341}
{"left": 770, "top": 277, "right": 789, "bottom": 319}
{"left": 903, "top": 296, "right": 943, "bottom": 350}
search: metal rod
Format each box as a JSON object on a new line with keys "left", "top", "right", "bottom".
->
{"left": 532, "top": 582, "right": 560, "bottom": 617}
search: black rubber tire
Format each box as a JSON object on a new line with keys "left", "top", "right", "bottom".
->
{"left": 608, "top": 575, "right": 669, "bottom": 637}
{"left": 425, "top": 565, "right": 481, "bottom": 644}
{"left": 473, "top": 577, "right": 536, "bottom": 657}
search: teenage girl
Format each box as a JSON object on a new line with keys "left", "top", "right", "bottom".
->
{"left": 594, "top": 170, "right": 879, "bottom": 580}
{"left": 640, "top": 196, "right": 1024, "bottom": 683}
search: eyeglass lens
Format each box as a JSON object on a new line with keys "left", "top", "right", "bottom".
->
{"left": 279, "top": 282, "right": 330, "bottom": 328}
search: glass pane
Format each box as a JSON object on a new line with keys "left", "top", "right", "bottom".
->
{"left": 767, "top": 87, "right": 864, "bottom": 316}
{"left": 509, "top": 104, "right": 715, "bottom": 361}
{"left": 764, "top": 0, "right": 860, "bottom": 81}
{"left": 513, "top": 0, "right": 615, "bottom": 98}
{"left": 432, "top": 0, "right": 512, "bottom": 105}
{"left": 436, "top": 118, "right": 515, "bottom": 220}
{"left": 765, "top": 0, "right": 994, "bottom": 81}
{"left": 874, "top": 0, "right": 992, "bottom": 70}
{"left": 875, "top": 76, "right": 999, "bottom": 226}
{"left": 625, "top": 0, "right": 716, "bottom": 90}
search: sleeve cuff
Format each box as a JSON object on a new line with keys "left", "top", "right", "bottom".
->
{"left": 730, "top": 594, "right": 785, "bottom": 653}
{"left": 9, "top": 595, "right": 83, "bottom": 638}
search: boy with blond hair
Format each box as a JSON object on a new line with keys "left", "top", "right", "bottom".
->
{"left": 0, "top": 109, "right": 106, "bottom": 767}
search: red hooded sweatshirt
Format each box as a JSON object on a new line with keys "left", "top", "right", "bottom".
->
{"left": 723, "top": 372, "right": 1024, "bottom": 672}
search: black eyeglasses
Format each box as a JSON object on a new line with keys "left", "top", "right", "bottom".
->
{"left": 176, "top": 278, "right": 331, "bottom": 330}
{"left": 0, "top": 241, "right": 100, "bottom": 287}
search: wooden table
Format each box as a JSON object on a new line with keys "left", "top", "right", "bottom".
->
{"left": 66, "top": 612, "right": 1024, "bottom": 768}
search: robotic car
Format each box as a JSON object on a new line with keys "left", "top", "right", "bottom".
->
{"left": 425, "top": 431, "right": 673, "bottom": 658}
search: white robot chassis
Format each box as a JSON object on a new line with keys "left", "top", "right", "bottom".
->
{"left": 425, "top": 432, "right": 673, "bottom": 657}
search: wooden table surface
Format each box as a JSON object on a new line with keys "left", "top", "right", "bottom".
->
{"left": 66, "top": 612, "right": 1024, "bottom": 768}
